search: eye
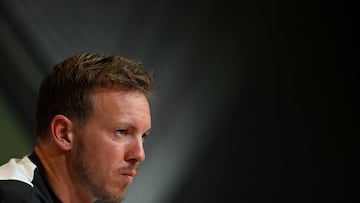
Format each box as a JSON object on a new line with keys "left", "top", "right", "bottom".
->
{"left": 142, "top": 131, "right": 150, "bottom": 140}
{"left": 115, "top": 129, "right": 127, "bottom": 135}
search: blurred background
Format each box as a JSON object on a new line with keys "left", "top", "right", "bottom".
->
{"left": 0, "top": 0, "right": 356, "bottom": 202}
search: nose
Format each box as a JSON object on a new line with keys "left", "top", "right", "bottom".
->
{"left": 125, "top": 137, "right": 145, "bottom": 163}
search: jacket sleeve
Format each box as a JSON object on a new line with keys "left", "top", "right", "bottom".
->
{"left": 0, "top": 180, "right": 32, "bottom": 203}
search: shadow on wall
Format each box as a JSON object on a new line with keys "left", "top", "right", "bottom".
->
{"left": 0, "top": 90, "right": 32, "bottom": 164}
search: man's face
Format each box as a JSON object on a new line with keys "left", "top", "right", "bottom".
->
{"left": 70, "top": 89, "right": 151, "bottom": 203}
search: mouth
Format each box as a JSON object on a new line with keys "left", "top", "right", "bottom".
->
{"left": 120, "top": 171, "right": 137, "bottom": 183}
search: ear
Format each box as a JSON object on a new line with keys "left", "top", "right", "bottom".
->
{"left": 50, "top": 115, "right": 74, "bottom": 151}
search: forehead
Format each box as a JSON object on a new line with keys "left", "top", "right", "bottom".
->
{"left": 90, "top": 89, "right": 150, "bottom": 114}
{"left": 85, "top": 89, "right": 151, "bottom": 133}
{"left": 87, "top": 90, "right": 148, "bottom": 127}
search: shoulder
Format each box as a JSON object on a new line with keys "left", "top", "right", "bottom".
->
{"left": 0, "top": 156, "right": 36, "bottom": 202}
{"left": 0, "top": 155, "right": 36, "bottom": 186}
{"left": 0, "top": 179, "right": 32, "bottom": 202}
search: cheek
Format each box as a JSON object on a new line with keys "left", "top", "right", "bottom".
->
{"left": 92, "top": 142, "right": 126, "bottom": 169}
{"left": 80, "top": 130, "right": 127, "bottom": 169}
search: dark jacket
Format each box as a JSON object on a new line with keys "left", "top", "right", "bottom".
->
{"left": 0, "top": 152, "right": 62, "bottom": 203}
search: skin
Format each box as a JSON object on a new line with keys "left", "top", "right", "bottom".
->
{"left": 35, "top": 89, "right": 151, "bottom": 203}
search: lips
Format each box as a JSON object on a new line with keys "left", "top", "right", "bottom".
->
{"left": 117, "top": 164, "right": 139, "bottom": 183}
{"left": 121, "top": 170, "right": 136, "bottom": 177}
{"left": 119, "top": 170, "right": 137, "bottom": 183}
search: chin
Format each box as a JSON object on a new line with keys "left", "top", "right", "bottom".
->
{"left": 104, "top": 185, "right": 127, "bottom": 202}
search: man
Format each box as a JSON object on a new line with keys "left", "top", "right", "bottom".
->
{"left": 0, "top": 53, "right": 154, "bottom": 203}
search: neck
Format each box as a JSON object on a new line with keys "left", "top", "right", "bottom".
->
{"left": 34, "top": 144, "right": 94, "bottom": 203}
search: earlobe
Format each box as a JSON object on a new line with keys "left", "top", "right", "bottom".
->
{"left": 51, "top": 115, "right": 74, "bottom": 151}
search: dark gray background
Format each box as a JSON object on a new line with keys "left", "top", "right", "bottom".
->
{"left": 0, "top": 0, "right": 356, "bottom": 202}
